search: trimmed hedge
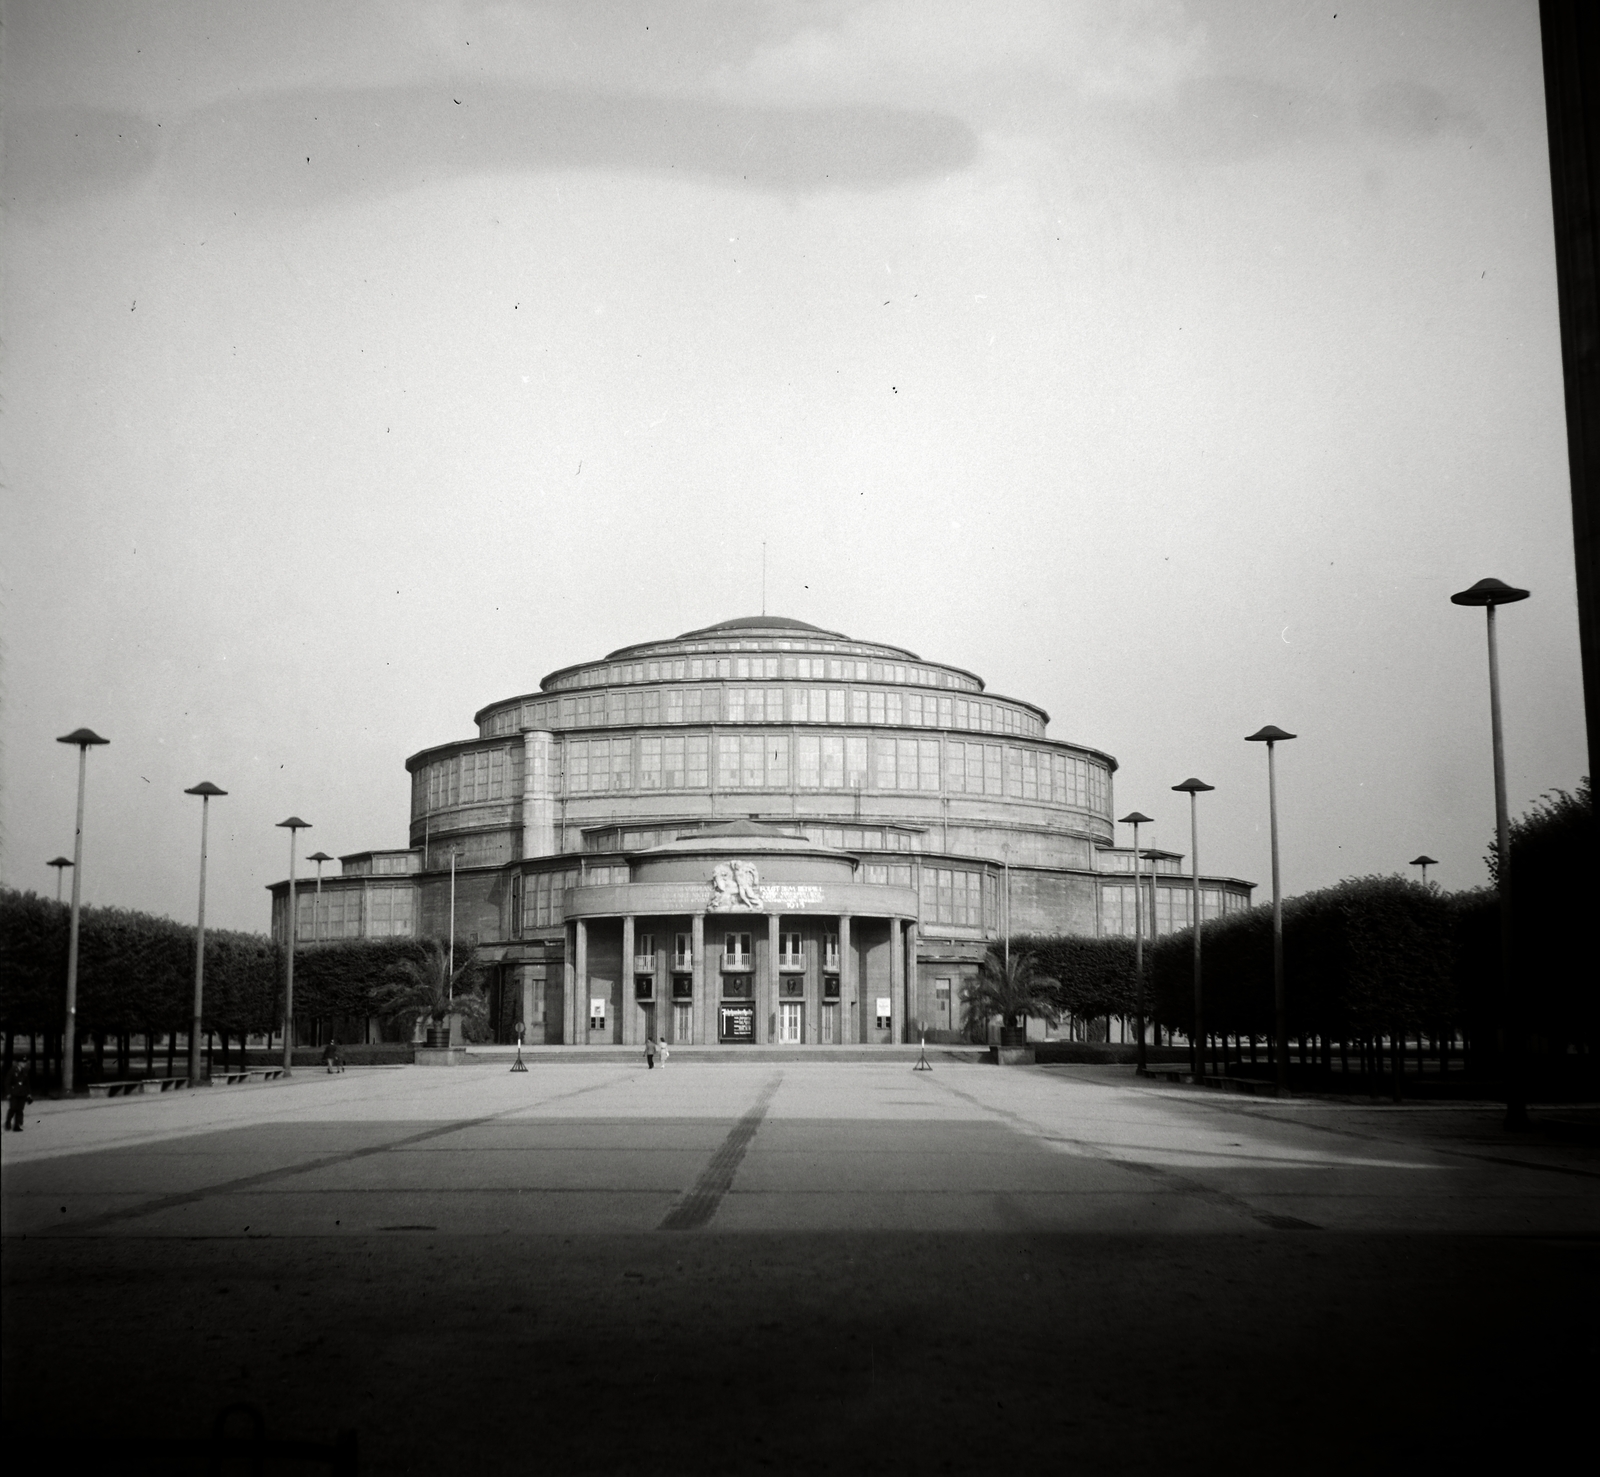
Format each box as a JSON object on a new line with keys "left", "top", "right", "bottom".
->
{"left": 0, "top": 888, "right": 277, "bottom": 1038}
{"left": 0, "top": 888, "right": 486, "bottom": 1044}
{"left": 1147, "top": 876, "right": 1457, "bottom": 1041}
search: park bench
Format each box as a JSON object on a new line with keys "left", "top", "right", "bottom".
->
{"left": 211, "top": 1071, "right": 252, "bottom": 1086}
{"left": 247, "top": 1067, "right": 286, "bottom": 1082}
{"left": 87, "top": 1079, "right": 147, "bottom": 1098}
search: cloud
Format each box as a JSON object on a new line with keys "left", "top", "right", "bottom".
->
{"left": 1136, "top": 73, "right": 1322, "bottom": 164}
{"left": 1359, "top": 81, "right": 1483, "bottom": 143}
{"left": 719, "top": 0, "right": 1206, "bottom": 107}
{"left": 3, "top": 108, "right": 162, "bottom": 211}
{"left": 6, "top": 83, "right": 980, "bottom": 214}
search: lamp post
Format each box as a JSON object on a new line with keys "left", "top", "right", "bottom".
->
{"left": 47, "top": 856, "right": 73, "bottom": 904}
{"left": 276, "top": 817, "right": 311, "bottom": 1074}
{"left": 1409, "top": 854, "right": 1438, "bottom": 886}
{"left": 1245, "top": 727, "right": 1295, "bottom": 1093}
{"left": 307, "top": 852, "right": 333, "bottom": 943}
{"left": 1118, "top": 812, "right": 1154, "bottom": 1071}
{"left": 1172, "top": 779, "right": 1215, "bottom": 1078}
{"left": 1451, "top": 576, "right": 1531, "bottom": 1129}
{"left": 184, "top": 783, "right": 227, "bottom": 1086}
{"left": 55, "top": 728, "right": 109, "bottom": 1092}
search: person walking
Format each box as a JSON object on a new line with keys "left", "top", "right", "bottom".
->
{"left": 323, "top": 1038, "right": 340, "bottom": 1074}
{"left": 644, "top": 1035, "right": 656, "bottom": 1070}
{"left": 658, "top": 1034, "right": 670, "bottom": 1067}
{"left": 5, "top": 1062, "right": 32, "bottom": 1132}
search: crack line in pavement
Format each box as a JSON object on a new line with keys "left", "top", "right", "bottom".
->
{"left": 36, "top": 1072, "right": 637, "bottom": 1237}
{"left": 930, "top": 1079, "right": 1321, "bottom": 1232}
{"left": 658, "top": 1074, "right": 783, "bottom": 1231}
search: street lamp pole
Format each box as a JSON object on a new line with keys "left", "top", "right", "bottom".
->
{"left": 1118, "top": 812, "right": 1153, "bottom": 1071}
{"left": 1451, "top": 576, "right": 1531, "bottom": 1129}
{"left": 1173, "top": 779, "right": 1215, "bottom": 1078}
{"left": 55, "top": 729, "right": 109, "bottom": 1092}
{"left": 48, "top": 856, "right": 74, "bottom": 904}
{"left": 276, "top": 817, "right": 311, "bottom": 1075}
{"left": 184, "top": 783, "right": 227, "bottom": 1086}
{"left": 1409, "top": 854, "right": 1438, "bottom": 886}
{"left": 1245, "top": 728, "right": 1296, "bottom": 1093}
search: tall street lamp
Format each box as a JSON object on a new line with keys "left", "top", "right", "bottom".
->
{"left": 1451, "top": 576, "right": 1531, "bottom": 1129}
{"left": 47, "top": 856, "right": 73, "bottom": 904}
{"left": 276, "top": 817, "right": 311, "bottom": 1074}
{"left": 55, "top": 728, "right": 109, "bottom": 1092}
{"left": 1118, "top": 812, "right": 1154, "bottom": 1071}
{"left": 1245, "top": 727, "right": 1296, "bottom": 1094}
{"left": 1172, "top": 779, "right": 1215, "bottom": 1078}
{"left": 307, "top": 852, "right": 334, "bottom": 943}
{"left": 1410, "top": 854, "right": 1438, "bottom": 885}
{"left": 184, "top": 783, "right": 227, "bottom": 1086}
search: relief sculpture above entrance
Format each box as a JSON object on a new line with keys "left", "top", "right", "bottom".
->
{"left": 708, "top": 859, "right": 764, "bottom": 911}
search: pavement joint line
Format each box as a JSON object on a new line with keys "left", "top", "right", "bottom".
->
{"left": 658, "top": 1073, "right": 783, "bottom": 1231}
{"left": 1121, "top": 1092, "right": 1600, "bottom": 1181}
{"left": 930, "top": 1078, "right": 1323, "bottom": 1232}
{"left": 32, "top": 1071, "right": 637, "bottom": 1237}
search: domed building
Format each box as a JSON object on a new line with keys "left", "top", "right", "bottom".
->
{"left": 270, "top": 617, "right": 1253, "bottom": 1045}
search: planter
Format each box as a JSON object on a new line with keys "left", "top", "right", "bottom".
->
{"left": 424, "top": 1026, "right": 451, "bottom": 1049}
{"left": 998, "top": 1026, "right": 1029, "bottom": 1049}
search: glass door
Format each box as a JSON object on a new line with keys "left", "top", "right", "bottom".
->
{"left": 779, "top": 1001, "right": 803, "bottom": 1044}
{"left": 673, "top": 1001, "right": 692, "bottom": 1044}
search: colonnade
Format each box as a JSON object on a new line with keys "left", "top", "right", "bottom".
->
{"left": 560, "top": 912, "right": 919, "bottom": 1045}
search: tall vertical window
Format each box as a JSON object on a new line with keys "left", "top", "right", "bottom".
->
{"left": 717, "top": 737, "right": 740, "bottom": 789}
{"left": 763, "top": 735, "right": 788, "bottom": 787}
{"left": 639, "top": 737, "right": 663, "bottom": 789}
{"left": 846, "top": 735, "right": 869, "bottom": 789}
{"left": 796, "top": 735, "right": 821, "bottom": 788}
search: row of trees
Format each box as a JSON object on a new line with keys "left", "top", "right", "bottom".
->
{"left": 0, "top": 888, "right": 487, "bottom": 1076}
{"left": 994, "top": 779, "right": 1594, "bottom": 1061}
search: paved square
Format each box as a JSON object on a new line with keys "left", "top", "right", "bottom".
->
{"left": 4, "top": 1057, "right": 1596, "bottom": 1472}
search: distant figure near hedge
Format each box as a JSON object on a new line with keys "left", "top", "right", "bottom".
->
{"left": 5, "top": 1063, "right": 31, "bottom": 1132}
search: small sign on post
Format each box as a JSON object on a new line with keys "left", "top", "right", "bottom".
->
{"left": 511, "top": 1020, "right": 528, "bottom": 1073}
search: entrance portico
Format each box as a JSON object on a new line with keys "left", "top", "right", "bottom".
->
{"left": 561, "top": 822, "right": 919, "bottom": 1046}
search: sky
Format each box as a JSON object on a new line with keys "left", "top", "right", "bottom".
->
{"left": 1, "top": 0, "right": 1586, "bottom": 935}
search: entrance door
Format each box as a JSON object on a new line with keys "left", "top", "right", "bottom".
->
{"left": 935, "top": 977, "right": 952, "bottom": 1034}
{"left": 673, "top": 1001, "right": 692, "bottom": 1045}
{"left": 779, "top": 1001, "right": 803, "bottom": 1044}
{"left": 821, "top": 1004, "right": 837, "bottom": 1045}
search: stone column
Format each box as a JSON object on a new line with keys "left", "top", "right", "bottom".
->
{"left": 520, "top": 729, "right": 556, "bottom": 859}
{"left": 574, "top": 918, "right": 588, "bottom": 1045}
{"left": 692, "top": 912, "right": 708, "bottom": 1046}
{"left": 761, "top": 912, "right": 779, "bottom": 1044}
{"left": 904, "top": 920, "right": 919, "bottom": 1043}
{"left": 563, "top": 922, "right": 577, "bottom": 1045}
{"left": 621, "top": 914, "right": 636, "bottom": 1046}
{"left": 807, "top": 926, "right": 820, "bottom": 1046}
{"left": 838, "top": 914, "right": 854, "bottom": 1046}
{"left": 889, "top": 916, "right": 904, "bottom": 1044}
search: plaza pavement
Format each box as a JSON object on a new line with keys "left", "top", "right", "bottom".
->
{"left": 3, "top": 1056, "right": 1596, "bottom": 1473}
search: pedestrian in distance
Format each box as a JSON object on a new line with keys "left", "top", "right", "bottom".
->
{"left": 323, "top": 1038, "right": 340, "bottom": 1074}
{"left": 5, "top": 1062, "right": 32, "bottom": 1132}
{"left": 659, "top": 1035, "right": 670, "bottom": 1067}
{"left": 644, "top": 1035, "right": 656, "bottom": 1070}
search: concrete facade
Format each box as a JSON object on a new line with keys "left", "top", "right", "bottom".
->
{"left": 268, "top": 616, "right": 1253, "bottom": 1042}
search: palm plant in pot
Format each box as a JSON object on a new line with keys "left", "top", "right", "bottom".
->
{"left": 962, "top": 946, "right": 1061, "bottom": 1049}
{"left": 391, "top": 938, "right": 485, "bottom": 1047}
